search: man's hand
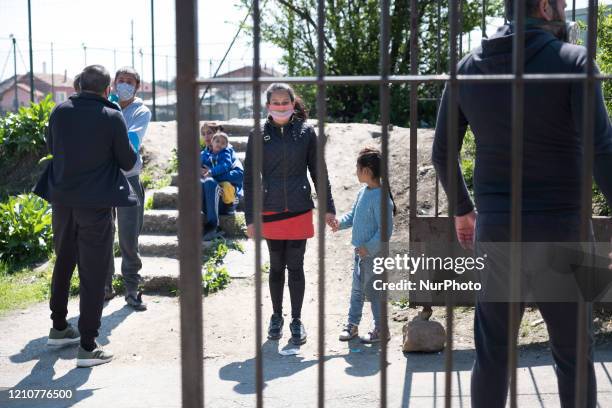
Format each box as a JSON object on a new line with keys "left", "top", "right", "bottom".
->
{"left": 455, "top": 210, "right": 476, "bottom": 250}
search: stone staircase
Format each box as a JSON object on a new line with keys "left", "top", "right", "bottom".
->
{"left": 115, "top": 126, "right": 265, "bottom": 292}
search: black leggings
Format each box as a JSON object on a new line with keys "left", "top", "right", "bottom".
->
{"left": 266, "top": 239, "right": 307, "bottom": 319}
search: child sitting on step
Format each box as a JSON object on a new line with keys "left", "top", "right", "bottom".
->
{"left": 200, "top": 131, "right": 244, "bottom": 240}
{"left": 331, "top": 146, "right": 396, "bottom": 343}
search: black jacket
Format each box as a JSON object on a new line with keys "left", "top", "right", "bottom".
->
{"left": 433, "top": 25, "right": 612, "bottom": 217}
{"left": 33, "top": 92, "right": 138, "bottom": 208}
{"left": 243, "top": 117, "right": 336, "bottom": 225}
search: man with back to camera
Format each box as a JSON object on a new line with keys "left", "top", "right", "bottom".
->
{"left": 34, "top": 65, "right": 137, "bottom": 367}
{"left": 432, "top": 0, "right": 612, "bottom": 406}
{"left": 103, "top": 67, "right": 151, "bottom": 311}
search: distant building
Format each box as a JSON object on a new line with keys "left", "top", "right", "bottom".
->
{"left": 0, "top": 71, "right": 75, "bottom": 113}
{"left": 142, "top": 65, "right": 284, "bottom": 121}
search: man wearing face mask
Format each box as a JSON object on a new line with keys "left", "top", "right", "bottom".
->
{"left": 34, "top": 65, "right": 137, "bottom": 367}
{"left": 104, "top": 67, "right": 152, "bottom": 311}
{"left": 432, "top": 0, "right": 612, "bottom": 407}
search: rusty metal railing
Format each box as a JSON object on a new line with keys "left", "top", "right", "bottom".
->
{"left": 174, "top": 0, "right": 608, "bottom": 406}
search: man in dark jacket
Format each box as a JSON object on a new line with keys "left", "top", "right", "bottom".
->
{"left": 432, "top": 0, "right": 612, "bottom": 406}
{"left": 34, "top": 64, "right": 137, "bottom": 368}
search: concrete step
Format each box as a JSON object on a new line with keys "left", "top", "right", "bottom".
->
{"left": 138, "top": 234, "right": 211, "bottom": 259}
{"left": 142, "top": 209, "right": 246, "bottom": 236}
{"left": 113, "top": 239, "right": 265, "bottom": 291}
{"left": 151, "top": 186, "right": 178, "bottom": 209}
{"left": 150, "top": 185, "right": 245, "bottom": 212}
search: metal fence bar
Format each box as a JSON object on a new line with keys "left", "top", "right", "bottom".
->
{"left": 434, "top": 0, "right": 442, "bottom": 218}
{"left": 445, "top": 1, "right": 459, "bottom": 406}
{"left": 379, "top": 1, "right": 391, "bottom": 407}
{"left": 251, "top": 1, "right": 264, "bottom": 407}
{"left": 576, "top": 1, "right": 598, "bottom": 405}
{"left": 409, "top": 0, "right": 418, "bottom": 221}
{"left": 316, "top": 0, "right": 327, "bottom": 406}
{"left": 175, "top": 0, "right": 203, "bottom": 406}
{"left": 509, "top": 1, "right": 526, "bottom": 406}
{"left": 194, "top": 73, "right": 612, "bottom": 86}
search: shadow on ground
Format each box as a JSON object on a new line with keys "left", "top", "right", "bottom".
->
{"left": 0, "top": 304, "right": 135, "bottom": 407}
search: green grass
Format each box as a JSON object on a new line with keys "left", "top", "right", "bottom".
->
{"left": 0, "top": 262, "right": 52, "bottom": 314}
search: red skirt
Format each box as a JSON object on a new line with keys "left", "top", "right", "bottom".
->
{"left": 261, "top": 210, "right": 314, "bottom": 240}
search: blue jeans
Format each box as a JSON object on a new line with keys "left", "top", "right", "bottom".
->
{"left": 201, "top": 177, "right": 238, "bottom": 229}
{"left": 347, "top": 253, "right": 382, "bottom": 330}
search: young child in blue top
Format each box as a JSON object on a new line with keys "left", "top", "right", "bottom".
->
{"left": 200, "top": 131, "right": 244, "bottom": 240}
{"left": 331, "top": 147, "right": 396, "bottom": 343}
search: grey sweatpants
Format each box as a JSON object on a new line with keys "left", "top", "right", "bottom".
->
{"left": 106, "top": 175, "right": 145, "bottom": 296}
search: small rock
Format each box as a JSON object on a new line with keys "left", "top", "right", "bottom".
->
{"left": 530, "top": 318, "right": 544, "bottom": 327}
{"left": 402, "top": 318, "right": 446, "bottom": 352}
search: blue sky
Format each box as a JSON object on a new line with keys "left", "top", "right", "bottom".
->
{"left": 0, "top": 0, "right": 608, "bottom": 84}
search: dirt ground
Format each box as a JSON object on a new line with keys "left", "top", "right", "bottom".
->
{"left": 143, "top": 120, "right": 611, "bottom": 348}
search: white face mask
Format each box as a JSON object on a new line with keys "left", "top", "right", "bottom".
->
{"left": 116, "top": 82, "right": 136, "bottom": 101}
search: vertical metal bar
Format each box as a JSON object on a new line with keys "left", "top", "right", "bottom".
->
{"left": 27, "top": 0, "right": 34, "bottom": 103}
{"left": 316, "top": 1, "right": 327, "bottom": 407}
{"left": 252, "top": 1, "right": 264, "bottom": 407}
{"left": 509, "top": 0, "right": 526, "bottom": 406}
{"left": 572, "top": 0, "right": 576, "bottom": 21}
{"left": 175, "top": 0, "right": 203, "bottom": 406}
{"left": 576, "top": 2, "right": 598, "bottom": 405}
{"left": 409, "top": 0, "right": 418, "bottom": 221}
{"left": 482, "top": 0, "right": 488, "bottom": 39}
{"left": 434, "top": 0, "right": 442, "bottom": 217}
{"left": 379, "top": 1, "right": 390, "bottom": 407}
{"left": 151, "top": 0, "right": 157, "bottom": 121}
{"left": 445, "top": 1, "right": 459, "bottom": 406}
{"left": 459, "top": 0, "right": 464, "bottom": 57}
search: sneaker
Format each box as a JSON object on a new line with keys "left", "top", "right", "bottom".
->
{"left": 289, "top": 318, "right": 307, "bottom": 345}
{"left": 339, "top": 323, "right": 359, "bottom": 341}
{"left": 125, "top": 291, "right": 147, "bottom": 311}
{"left": 47, "top": 324, "right": 80, "bottom": 347}
{"left": 268, "top": 313, "right": 284, "bottom": 340}
{"left": 360, "top": 328, "right": 390, "bottom": 344}
{"left": 76, "top": 344, "right": 113, "bottom": 368}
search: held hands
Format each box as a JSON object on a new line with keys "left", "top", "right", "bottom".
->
{"left": 201, "top": 166, "right": 210, "bottom": 178}
{"left": 455, "top": 210, "right": 476, "bottom": 250}
{"left": 326, "top": 213, "right": 340, "bottom": 232}
{"left": 356, "top": 246, "right": 369, "bottom": 258}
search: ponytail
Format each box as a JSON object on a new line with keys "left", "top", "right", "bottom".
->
{"left": 293, "top": 96, "right": 308, "bottom": 121}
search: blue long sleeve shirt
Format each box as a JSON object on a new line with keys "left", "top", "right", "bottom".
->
{"left": 338, "top": 186, "right": 394, "bottom": 256}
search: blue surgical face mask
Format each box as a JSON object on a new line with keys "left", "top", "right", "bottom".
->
{"left": 116, "top": 82, "right": 136, "bottom": 101}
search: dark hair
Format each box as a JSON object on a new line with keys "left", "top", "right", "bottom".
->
{"left": 504, "top": 0, "right": 542, "bottom": 20}
{"left": 114, "top": 66, "right": 141, "bottom": 85}
{"left": 357, "top": 147, "right": 397, "bottom": 216}
{"left": 73, "top": 73, "right": 81, "bottom": 92}
{"left": 79, "top": 65, "right": 111, "bottom": 94}
{"left": 265, "top": 82, "right": 308, "bottom": 120}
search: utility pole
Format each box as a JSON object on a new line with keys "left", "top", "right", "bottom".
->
{"left": 82, "top": 43, "right": 87, "bottom": 66}
{"left": 150, "top": 0, "right": 157, "bottom": 120}
{"left": 131, "top": 19, "right": 135, "bottom": 68}
{"left": 51, "top": 42, "right": 54, "bottom": 101}
{"left": 10, "top": 35, "right": 18, "bottom": 111}
{"left": 113, "top": 48, "right": 117, "bottom": 72}
{"left": 27, "top": 0, "right": 34, "bottom": 102}
{"left": 139, "top": 48, "right": 144, "bottom": 98}
{"left": 165, "top": 54, "right": 169, "bottom": 106}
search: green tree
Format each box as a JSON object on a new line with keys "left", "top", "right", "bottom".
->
{"left": 242, "top": 0, "right": 503, "bottom": 126}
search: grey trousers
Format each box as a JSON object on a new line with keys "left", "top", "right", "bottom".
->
{"left": 106, "top": 175, "right": 145, "bottom": 296}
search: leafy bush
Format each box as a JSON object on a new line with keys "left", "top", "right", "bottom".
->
{"left": 0, "top": 95, "right": 55, "bottom": 159}
{"left": 0, "top": 194, "right": 53, "bottom": 268}
{"left": 202, "top": 239, "right": 231, "bottom": 295}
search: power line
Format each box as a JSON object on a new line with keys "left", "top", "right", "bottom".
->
{"left": 0, "top": 45, "right": 13, "bottom": 80}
